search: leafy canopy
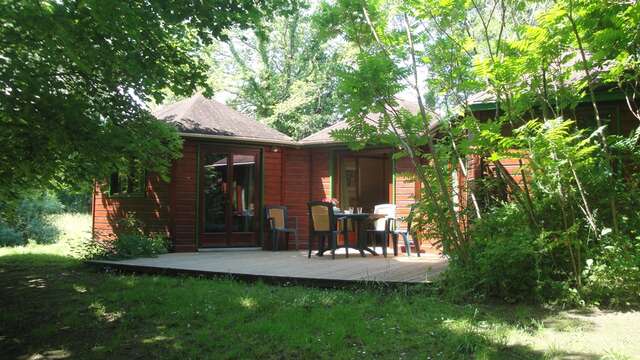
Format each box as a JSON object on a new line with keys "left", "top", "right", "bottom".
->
{"left": 0, "top": 0, "right": 290, "bottom": 199}
{"left": 216, "top": 0, "right": 350, "bottom": 139}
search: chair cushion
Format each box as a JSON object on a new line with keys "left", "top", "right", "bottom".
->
{"left": 267, "top": 208, "right": 286, "bottom": 229}
{"left": 310, "top": 205, "right": 330, "bottom": 231}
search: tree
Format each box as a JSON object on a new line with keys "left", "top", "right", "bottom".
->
{"left": 217, "top": 0, "right": 348, "bottom": 139}
{"left": 0, "top": 0, "right": 290, "bottom": 199}
{"left": 318, "top": 0, "right": 640, "bottom": 303}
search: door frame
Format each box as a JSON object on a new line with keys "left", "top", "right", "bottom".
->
{"left": 198, "top": 144, "right": 261, "bottom": 248}
{"left": 332, "top": 149, "right": 393, "bottom": 210}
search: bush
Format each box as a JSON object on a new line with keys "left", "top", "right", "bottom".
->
{"left": 582, "top": 235, "right": 640, "bottom": 307}
{"left": 15, "top": 193, "right": 64, "bottom": 244}
{"left": 111, "top": 233, "right": 169, "bottom": 258}
{"left": 55, "top": 188, "right": 92, "bottom": 213}
{"left": 83, "top": 234, "right": 168, "bottom": 260}
{"left": 0, "top": 222, "right": 26, "bottom": 247}
{"left": 81, "top": 212, "right": 168, "bottom": 259}
{"left": 442, "top": 203, "right": 541, "bottom": 303}
{"left": 0, "top": 192, "right": 63, "bottom": 246}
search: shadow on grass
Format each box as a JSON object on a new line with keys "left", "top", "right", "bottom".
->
{"left": 0, "top": 253, "right": 604, "bottom": 359}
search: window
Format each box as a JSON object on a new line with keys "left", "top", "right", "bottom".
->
{"left": 575, "top": 105, "right": 620, "bottom": 134}
{"left": 109, "top": 165, "right": 146, "bottom": 197}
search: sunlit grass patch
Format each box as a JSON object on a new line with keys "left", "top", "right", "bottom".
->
{"left": 1, "top": 241, "right": 639, "bottom": 359}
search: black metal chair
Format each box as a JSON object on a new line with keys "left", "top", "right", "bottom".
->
{"left": 307, "top": 201, "right": 341, "bottom": 259}
{"left": 265, "top": 205, "right": 299, "bottom": 251}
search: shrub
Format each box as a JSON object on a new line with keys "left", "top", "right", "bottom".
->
{"left": 15, "top": 193, "right": 63, "bottom": 244}
{"left": 110, "top": 233, "right": 169, "bottom": 259}
{"left": 55, "top": 188, "right": 92, "bottom": 213}
{"left": 81, "top": 233, "right": 169, "bottom": 260}
{"left": 442, "top": 203, "right": 541, "bottom": 303}
{"left": 582, "top": 235, "right": 640, "bottom": 307}
{"left": 0, "top": 192, "right": 64, "bottom": 247}
{"left": 0, "top": 222, "right": 25, "bottom": 247}
{"left": 81, "top": 212, "right": 168, "bottom": 259}
{"left": 21, "top": 216, "right": 60, "bottom": 245}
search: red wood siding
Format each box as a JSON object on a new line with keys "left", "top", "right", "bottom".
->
{"left": 311, "top": 149, "right": 331, "bottom": 201}
{"left": 92, "top": 173, "right": 170, "bottom": 242}
{"left": 282, "top": 148, "right": 312, "bottom": 249}
{"left": 92, "top": 140, "right": 198, "bottom": 252}
{"left": 394, "top": 157, "right": 416, "bottom": 221}
{"left": 264, "top": 147, "right": 283, "bottom": 205}
{"left": 170, "top": 141, "right": 198, "bottom": 251}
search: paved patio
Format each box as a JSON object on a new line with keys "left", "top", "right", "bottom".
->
{"left": 90, "top": 249, "right": 448, "bottom": 285}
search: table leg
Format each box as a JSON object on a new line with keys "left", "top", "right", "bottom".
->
{"left": 354, "top": 219, "right": 364, "bottom": 257}
{"left": 343, "top": 220, "right": 349, "bottom": 258}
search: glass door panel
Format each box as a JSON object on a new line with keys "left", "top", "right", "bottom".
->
{"left": 203, "top": 154, "right": 228, "bottom": 233}
{"left": 231, "top": 154, "right": 256, "bottom": 233}
{"left": 200, "top": 148, "right": 260, "bottom": 248}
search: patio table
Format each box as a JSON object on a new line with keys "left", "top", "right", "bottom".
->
{"left": 318, "top": 213, "right": 385, "bottom": 257}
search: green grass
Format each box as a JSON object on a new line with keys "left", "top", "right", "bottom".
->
{"left": 0, "top": 214, "right": 638, "bottom": 359}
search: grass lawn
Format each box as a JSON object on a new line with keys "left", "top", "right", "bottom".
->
{"left": 1, "top": 215, "right": 638, "bottom": 359}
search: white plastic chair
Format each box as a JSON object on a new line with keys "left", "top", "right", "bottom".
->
{"left": 368, "top": 204, "right": 396, "bottom": 257}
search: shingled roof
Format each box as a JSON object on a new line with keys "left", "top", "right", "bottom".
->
{"left": 153, "top": 94, "right": 293, "bottom": 144}
{"left": 299, "top": 99, "right": 428, "bottom": 145}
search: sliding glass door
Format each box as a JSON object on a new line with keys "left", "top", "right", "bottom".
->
{"left": 335, "top": 151, "right": 392, "bottom": 213}
{"left": 200, "top": 147, "right": 259, "bottom": 247}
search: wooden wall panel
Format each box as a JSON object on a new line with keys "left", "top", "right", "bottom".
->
{"left": 282, "top": 148, "right": 312, "bottom": 250}
{"left": 92, "top": 173, "right": 171, "bottom": 244}
{"left": 311, "top": 149, "right": 331, "bottom": 201}
{"left": 92, "top": 140, "right": 197, "bottom": 252}
{"left": 394, "top": 157, "right": 416, "bottom": 220}
{"left": 263, "top": 147, "right": 283, "bottom": 206}
{"left": 394, "top": 157, "right": 441, "bottom": 253}
{"left": 170, "top": 141, "right": 198, "bottom": 251}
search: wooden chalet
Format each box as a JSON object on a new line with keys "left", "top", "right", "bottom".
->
{"left": 93, "top": 87, "right": 638, "bottom": 254}
{"left": 92, "top": 94, "right": 426, "bottom": 253}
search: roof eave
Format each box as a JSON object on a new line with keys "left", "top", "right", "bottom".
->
{"left": 469, "top": 102, "right": 497, "bottom": 111}
{"left": 179, "top": 132, "right": 297, "bottom": 146}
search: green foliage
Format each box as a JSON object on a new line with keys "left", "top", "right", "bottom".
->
{"left": 98, "top": 233, "right": 169, "bottom": 260}
{"left": 0, "top": 0, "right": 290, "bottom": 199}
{"left": 583, "top": 235, "right": 640, "bottom": 308}
{"left": 54, "top": 186, "right": 92, "bottom": 214}
{"left": 81, "top": 212, "right": 168, "bottom": 260}
{"left": 444, "top": 119, "right": 640, "bottom": 307}
{"left": 0, "top": 193, "right": 64, "bottom": 246}
{"left": 443, "top": 203, "right": 541, "bottom": 303}
{"left": 217, "top": 1, "right": 347, "bottom": 139}
{"left": 0, "top": 222, "right": 24, "bottom": 247}
{"left": 322, "top": 0, "right": 640, "bottom": 307}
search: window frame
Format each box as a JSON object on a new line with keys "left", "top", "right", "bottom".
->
{"left": 107, "top": 166, "right": 147, "bottom": 198}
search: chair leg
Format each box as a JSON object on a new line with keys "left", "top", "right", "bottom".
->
{"left": 382, "top": 232, "right": 388, "bottom": 258}
{"left": 401, "top": 233, "right": 411, "bottom": 257}
{"left": 308, "top": 233, "right": 314, "bottom": 258}
{"left": 271, "top": 230, "right": 276, "bottom": 251}
{"left": 331, "top": 233, "right": 337, "bottom": 259}
{"left": 294, "top": 230, "right": 299, "bottom": 251}
{"left": 392, "top": 233, "right": 398, "bottom": 256}
{"left": 319, "top": 234, "right": 325, "bottom": 255}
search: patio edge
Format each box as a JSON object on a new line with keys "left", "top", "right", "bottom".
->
{"left": 86, "top": 260, "right": 438, "bottom": 290}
